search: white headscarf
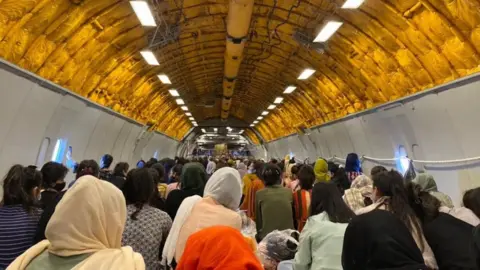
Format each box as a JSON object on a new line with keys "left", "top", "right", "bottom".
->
{"left": 7, "top": 176, "right": 145, "bottom": 270}
{"left": 161, "top": 167, "right": 243, "bottom": 266}
{"left": 204, "top": 167, "right": 243, "bottom": 210}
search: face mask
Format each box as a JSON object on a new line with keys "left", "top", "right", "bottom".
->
{"left": 54, "top": 182, "right": 66, "bottom": 192}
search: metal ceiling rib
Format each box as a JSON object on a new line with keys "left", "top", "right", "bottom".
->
{"left": 1, "top": 0, "right": 480, "bottom": 142}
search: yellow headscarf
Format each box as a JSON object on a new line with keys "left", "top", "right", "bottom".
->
{"left": 314, "top": 159, "right": 330, "bottom": 183}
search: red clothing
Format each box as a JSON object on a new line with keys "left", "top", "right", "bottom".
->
{"left": 177, "top": 226, "right": 263, "bottom": 270}
{"left": 240, "top": 175, "right": 265, "bottom": 221}
{"left": 293, "top": 189, "right": 312, "bottom": 232}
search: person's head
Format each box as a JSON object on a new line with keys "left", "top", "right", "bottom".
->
{"left": 370, "top": 165, "right": 387, "bottom": 177}
{"left": 136, "top": 159, "right": 146, "bottom": 168}
{"left": 204, "top": 167, "right": 242, "bottom": 210}
{"left": 75, "top": 159, "right": 100, "bottom": 179}
{"left": 100, "top": 154, "right": 113, "bottom": 169}
{"left": 463, "top": 187, "right": 480, "bottom": 218}
{"left": 345, "top": 153, "right": 361, "bottom": 172}
{"left": 176, "top": 226, "right": 263, "bottom": 270}
{"left": 46, "top": 176, "right": 126, "bottom": 251}
{"left": 41, "top": 162, "right": 68, "bottom": 190}
{"left": 406, "top": 182, "right": 440, "bottom": 224}
{"left": 270, "top": 158, "right": 278, "bottom": 164}
{"left": 310, "top": 182, "right": 355, "bottom": 223}
{"left": 262, "top": 164, "right": 282, "bottom": 186}
{"left": 209, "top": 157, "right": 214, "bottom": 162}
{"left": 298, "top": 165, "right": 315, "bottom": 190}
{"left": 113, "top": 162, "right": 129, "bottom": 177}
{"left": 290, "top": 164, "right": 302, "bottom": 180}
{"left": 328, "top": 161, "right": 339, "bottom": 176}
{"left": 413, "top": 174, "right": 438, "bottom": 192}
{"left": 170, "top": 164, "right": 183, "bottom": 183}
{"left": 151, "top": 163, "right": 165, "bottom": 184}
{"left": 2, "top": 165, "right": 43, "bottom": 211}
{"left": 372, "top": 170, "right": 423, "bottom": 244}
{"left": 145, "top": 158, "right": 158, "bottom": 168}
{"left": 237, "top": 162, "right": 247, "bottom": 171}
{"left": 314, "top": 158, "right": 330, "bottom": 182}
{"left": 122, "top": 168, "right": 155, "bottom": 220}
{"left": 253, "top": 161, "right": 264, "bottom": 177}
{"left": 351, "top": 175, "right": 373, "bottom": 189}
{"left": 181, "top": 162, "right": 207, "bottom": 191}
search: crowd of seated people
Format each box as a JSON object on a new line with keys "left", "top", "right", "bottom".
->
{"left": 1, "top": 152, "right": 480, "bottom": 270}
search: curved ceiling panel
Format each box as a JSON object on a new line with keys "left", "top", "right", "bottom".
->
{"left": 1, "top": 0, "right": 480, "bottom": 141}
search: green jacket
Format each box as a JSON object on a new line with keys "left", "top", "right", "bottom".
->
{"left": 294, "top": 212, "right": 347, "bottom": 270}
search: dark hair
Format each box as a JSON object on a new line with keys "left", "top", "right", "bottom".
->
{"left": 170, "top": 164, "right": 183, "bottom": 183}
{"left": 262, "top": 164, "right": 282, "bottom": 186}
{"left": 101, "top": 154, "right": 113, "bottom": 169}
{"left": 40, "top": 162, "right": 68, "bottom": 187}
{"left": 370, "top": 165, "right": 387, "bottom": 177}
{"left": 151, "top": 163, "right": 165, "bottom": 183}
{"left": 3, "top": 165, "right": 42, "bottom": 212}
{"left": 254, "top": 161, "right": 264, "bottom": 178}
{"left": 331, "top": 167, "right": 350, "bottom": 194}
{"left": 122, "top": 168, "right": 155, "bottom": 220}
{"left": 310, "top": 182, "right": 355, "bottom": 223}
{"left": 463, "top": 187, "right": 480, "bottom": 218}
{"left": 145, "top": 158, "right": 158, "bottom": 168}
{"left": 291, "top": 164, "right": 302, "bottom": 177}
{"left": 270, "top": 158, "right": 278, "bottom": 164}
{"left": 406, "top": 182, "right": 440, "bottom": 224}
{"left": 298, "top": 165, "right": 314, "bottom": 190}
{"left": 113, "top": 162, "right": 129, "bottom": 177}
{"left": 76, "top": 159, "right": 100, "bottom": 179}
{"left": 328, "top": 161, "right": 339, "bottom": 174}
{"left": 372, "top": 170, "right": 424, "bottom": 249}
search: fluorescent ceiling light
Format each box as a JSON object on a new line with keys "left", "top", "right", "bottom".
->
{"left": 130, "top": 1, "right": 157, "bottom": 27}
{"left": 189, "top": 117, "right": 194, "bottom": 120}
{"left": 284, "top": 86, "right": 297, "bottom": 94}
{"left": 250, "top": 124, "right": 255, "bottom": 127}
{"left": 201, "top": 129, "right": 206, "bottom": 133}
{"left": 314, "top": 21, "right": 343, "bottom": 42}
{"left": 257, "top": 116, "right": 263, "bottom": 120}
{"left": 185, "top": 112, "right": 192, "bottom": 116}
{"left": 140, "top": 50, "right": 159, "bottom": 66}
{"left": 193, "top": 122, "right": 198, "bottom": 126}
{"left": 175, "top": 99, "right": 185, "bottom": 105}
{"left": 261, "top": 111, "right": 269, "bottom": 116}
{"left": 181, "top": 106, "right": 188, "bottom": 111}
{"left": 298, "top": 69, "right": 316, "bottom": 80}
{"left": 274, "top": 97, "right": 284, "bottom": 103}
{"left": 239, "top": 130, "right": 244, "bottom": 134}
{"left": 158, "top": 74, "right": 171, "bottom": 84}
{"left": 253, "top": 121, "right": 259, "bottom": 124}
{"left": 214, "top": 128, "right": 218, "bottom": 132}
{"left": 342, "top": 0, "right": 364, "bottom": 9}
{"left": 268, "top": 105, "right": 276, "bottom": 110}
{"left": 169, "top": 89, "right": 179, "bottom": 97}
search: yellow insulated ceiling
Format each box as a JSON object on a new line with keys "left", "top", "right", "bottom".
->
{"left": 1, "top": 0, "right": 480, "bottom": 142}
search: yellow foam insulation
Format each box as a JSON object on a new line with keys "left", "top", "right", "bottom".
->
{"left": 1, "top": 0, "right": 480, "bottom": 142}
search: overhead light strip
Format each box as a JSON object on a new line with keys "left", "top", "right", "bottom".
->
{"left": 181, "top": 106, "right": 188, "bottom": 111}
{"left": 158, "top": 74, "right": 172, "bottom": 84}
{"left": 342, "top": 0, "right": 365, "bottom": 9}
{"left": 298, "top": 69, "right": 316, "bottom": 80}
{"left": 130, "top": 1, "right": 157, "bottom": 27}
{"left": 140, "top": 50, "right": 159, "bottom": 66}
{"left": 314, "top": 21, "right": 343, "bottom": 42}
{"left": 283, "top": 86, "right": 297, "bottom": 94}
{"left": 169, "top": 89, "right": 179, "bottom": 97}
{"left": 176, "top": 99, "right": 185, "bottom": 105}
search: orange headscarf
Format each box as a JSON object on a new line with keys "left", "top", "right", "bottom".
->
{"left": 176, "top": 226, "right": 263, "bottom": 270}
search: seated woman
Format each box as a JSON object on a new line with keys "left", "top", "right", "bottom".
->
{"left": 342, "top": 210, "right": 428, "bottom": 270}
{"left": 293, "top": 165, "right": 315, "bottom": 232}
{"left": 39, "top": 162, "right": 68, "bottom": 208}
{"left": 7, "top": 175, "right": 145, "bottom": 270}
{"left": 356, "top": 170, "right": 437, "bottom": 269}
{"left": 0, "top": 165, "right": 43, "bottom": 269}
{"left": 240, "top": 161, "right": 265, "bottom": 221}
{"left": 406, "top": 183, "right": 477, "bottom": 269}
{"left": 413, "top": 173, "right": 454, "bottom": 208}
{"left": 255, "top": 164, "right": 294, "bottom": 240}
{"left": 165, "top": 162, "right": 207, "bottom": 220}
{"left": 290, "top": 182, "right": 355, "bottom": 270}
{"left": 121, "top": 168, "right": 172, "bottom": 270}
{"left": 162, "top": 167, "right": 243, "bottom": 267}
{"left": 176, "top": 226, "right": 262, "bottom": 270}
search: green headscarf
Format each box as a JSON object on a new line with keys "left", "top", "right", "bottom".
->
{"left": 181, "top": 162, "right": 207, "bottom": 192}
{"left": 413, "top": 173, "right": 438, "bottom": 192}
{"left": 314, "top": 158, "right": 330, "bottom": 183}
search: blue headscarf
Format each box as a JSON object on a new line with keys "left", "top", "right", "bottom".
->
{"left": 345, "top": 153, "right": 361, "bottom": 172}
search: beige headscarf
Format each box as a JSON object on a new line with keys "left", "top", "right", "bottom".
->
{"left": 7, "top": 176, "right": 145, "bottom": 270}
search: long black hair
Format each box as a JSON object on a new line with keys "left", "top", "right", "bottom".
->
{"left": 463, "top": 187, "right": 480, "bottom": 218}
{"left": 310, "top": 182, "right": 355, "bottom": 223}
{"left": 2, "top": 165, "right": 42, "bottom": 212}
{"left": 75, "top": 159, "right": 100, "bottom": 179}
{"left": 406, "top": 182, "right": 440, "bottom": 224}
{"left": 122, "top": 168, "right": 155, "bottom": 220}
{"left": 373, "top": 170, "right": 424, "bottom": 248}
{"left": 262, "top": 164, "right": 282, "bottom": 186}
{"left": 297, "top": 165, "right": 314, "bottom": 190}
{"left": 40, "top": 162, "right": 68, "bottom": 188}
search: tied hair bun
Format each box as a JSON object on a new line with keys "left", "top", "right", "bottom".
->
{"left": 264, "top": 167, "right": 281, "bottom": 177}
